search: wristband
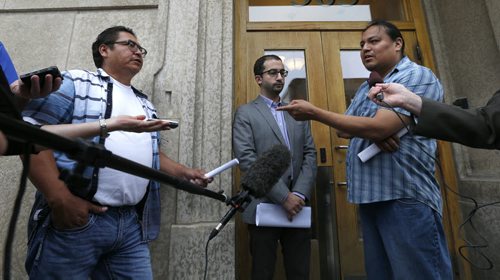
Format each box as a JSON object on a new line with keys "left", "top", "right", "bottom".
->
{"left": 99, "top": 118, "right": 109, "bottom": 139}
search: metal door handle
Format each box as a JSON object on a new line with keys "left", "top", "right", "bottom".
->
{"left": 334, "top": 145, "right": 348, "bottom": 150}
{"left": 337, "top": 182, "right": 347, "bottom": 187}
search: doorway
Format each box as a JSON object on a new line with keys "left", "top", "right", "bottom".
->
{"left": 234, "top": 1, "right": 471, "bottom": 279}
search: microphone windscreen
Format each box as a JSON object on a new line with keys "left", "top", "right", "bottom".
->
{"left": 241, "top": 144, "right": 291, "bottom": 198}
{"left": 367, "top": 71, "right": 383, "bottom": 87}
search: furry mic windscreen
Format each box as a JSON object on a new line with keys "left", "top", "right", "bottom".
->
{"left": 241, "top": 144, "right": 291, "bottom": 198}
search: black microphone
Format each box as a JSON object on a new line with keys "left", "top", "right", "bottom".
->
{"left": 368, "top": 71, "right": 384, "bottom": 101}
{"left": 209, "top": 145, "right": 291, "bottom": 240}
{"left": 208, "top": 190, "right": 250, "bottom": 240}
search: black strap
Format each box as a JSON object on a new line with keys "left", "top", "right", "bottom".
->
{"left": 88, "top": 82, "right": 113, "bottom": 200}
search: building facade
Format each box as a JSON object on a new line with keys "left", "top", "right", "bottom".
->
{"left": 0, "top": 0, "right": 499, "bottom": 279}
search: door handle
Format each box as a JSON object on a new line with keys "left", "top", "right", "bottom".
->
{"left": 319, "top": 147, "right": 327, "bottom": 163}
{"left": 337, "top": 181, "right": 347, "bottom": 188}
{"left": 334, "top": 145, "right": 348, "bottom": 150}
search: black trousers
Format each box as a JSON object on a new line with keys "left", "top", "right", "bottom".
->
{"left": 248, "top": 225, "right": 311, "bottom": 280}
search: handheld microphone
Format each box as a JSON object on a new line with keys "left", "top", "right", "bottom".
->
{"left": 208, "top": 190, "right": 250, "bottom": 240}
{"left": 209, "top": 145, "right": 291, "bottom": 240}
{"left": 368, "top": 71, "right": 384, "bottom": 101}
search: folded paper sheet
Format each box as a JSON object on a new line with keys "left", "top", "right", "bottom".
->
{"left": 256, "top": 203, "right": 311, "bottom": 228}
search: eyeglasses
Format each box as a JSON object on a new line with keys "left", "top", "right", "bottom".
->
{"left": 110, "top": 40, "right": 148, "bottom": 57}
{"left": 261, "top": 69, "right": 288, "bottom": 78}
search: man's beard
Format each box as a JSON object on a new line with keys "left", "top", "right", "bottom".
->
{"left": 271, "top": 83, "right": 283, "bottom": 95}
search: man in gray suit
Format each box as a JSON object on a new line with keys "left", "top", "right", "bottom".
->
{"left": 233, "top": 55, "right": 317, "bottom": 280}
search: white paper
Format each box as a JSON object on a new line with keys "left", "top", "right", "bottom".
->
{"left": 205, "top": 158, "right": 239, "bottom": 178}
{"left": 256, "top": 203, "right": 311, "bottom": 228}
{"left": 357, "top": 128, "right": 408, "bottom": 163}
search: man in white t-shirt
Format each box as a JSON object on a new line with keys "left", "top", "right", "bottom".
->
{"left": 22, "top": 26, "right": 210, "bottom": 279}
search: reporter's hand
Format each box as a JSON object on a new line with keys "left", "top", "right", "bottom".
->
{"left": 48, "top": 188, "right": 107, "bottom": 230}
{"left": 368, "top": 83, "right": 413, "bottom": 107}
{"left": 107, "top": 115, "right": 173, "bottom": 133}
{"left": 11, "top": 74, "right": 62, "bottom": 100}
{"left": 282, "top": 192, "right": 305, "bottom": 221}
{"left": 375, "top": 134, "right": 400, "bottom": 152}
{"left": 183, "top": 168, "right": 213, "bottom": 187}
{"left": 368, "top": 83, "right": 424, "bottom": 116}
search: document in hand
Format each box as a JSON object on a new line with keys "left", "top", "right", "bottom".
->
{"left": 256, "top": 203, "right": 311, "bottom": 228}
{"left": 357, "top": 127, "right": 408, "bottom": 162}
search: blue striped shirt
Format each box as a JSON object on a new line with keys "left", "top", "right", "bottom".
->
{"left": 345, "top": 56, "right": 444, "bottom": 214}
{"left": 22, "top": 69, "right": 162, "bottom": 241}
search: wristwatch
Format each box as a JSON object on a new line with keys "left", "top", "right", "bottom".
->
{"left": 99, "top": 118, "right": 110, "bottom": 139}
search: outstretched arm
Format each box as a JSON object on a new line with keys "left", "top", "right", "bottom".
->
{"left": 278, "top": 100, "right": 411, "bottom": 142}
{"left": 416, "top": 90, "right": 500, "bottom": 149}
{"left": 41, "top": 115, "right": 173, "bottom": 139}
{"left": 370, "top": 84, "right": 500, "bottom": 149}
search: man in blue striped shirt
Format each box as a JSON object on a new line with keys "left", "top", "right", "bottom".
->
{"left": 22, "top": 26, "right": 210, "bottom": 279}
{"left": 280, "top": 20, "right": 452, "bottom": 280}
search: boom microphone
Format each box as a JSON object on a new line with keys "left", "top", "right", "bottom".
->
{"left": 368, "top": 71, "right": 384, "bottom": 101}
{"left": 209, "top": 145, "right": 291, "bottom": 240}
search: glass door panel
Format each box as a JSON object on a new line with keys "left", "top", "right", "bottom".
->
{"left": 264, "top": 50, "right": 308, "bottom": 102}
{"left": 248, "top": 0, "right": 409, "bottom": 21}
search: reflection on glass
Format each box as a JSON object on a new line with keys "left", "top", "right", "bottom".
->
{"left": 248, "top": 0, "right": 407, "bottom": 21}
{"left": 340, "top": 50, "right": 369, "bottom": 107}
{"left": 264, "top": 50, "right": 308, "bottom": 103}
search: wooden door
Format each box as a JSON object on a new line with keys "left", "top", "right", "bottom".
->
{"left": 234, "top": 1, "right": 471, "bottom": 279}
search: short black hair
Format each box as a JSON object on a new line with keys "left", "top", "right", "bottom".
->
{"left": 254, "top": 55, "right": 282, "bottom": 76}
{"left": 92, "top": 26, "right": 136, "bottom": 68}
{"left": 364, "top": 20, "right": 405, "bottom": 56}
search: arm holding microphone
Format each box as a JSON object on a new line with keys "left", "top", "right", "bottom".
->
{"left": 369, "top": 83, "right": 500, "bottom": 149}
{"left": 368, "top": 83, "right": 424, "bottom": 116}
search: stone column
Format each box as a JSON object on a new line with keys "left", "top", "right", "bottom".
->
{"left": 150, "top": 0, "right": 234, "bottom": 278}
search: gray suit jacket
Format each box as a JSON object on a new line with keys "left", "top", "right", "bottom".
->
{"left": 233, "top": 96, "right": 317, "bottom": 224}
{"left": 415, "top": 90, "right": 500, "bottom": 149}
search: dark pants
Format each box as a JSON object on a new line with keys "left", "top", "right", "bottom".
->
{"left": 248, "top": 225, "right": 311, "bottom": 280}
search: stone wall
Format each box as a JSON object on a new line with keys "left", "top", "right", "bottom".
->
{"left": 423, "top": 0, "right": 500, "bottom": 279}
{"left": 0, "top": 0, "right": 234, "bottom": 279}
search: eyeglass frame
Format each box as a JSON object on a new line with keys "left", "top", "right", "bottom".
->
{"left": 108, "top": 40, "right": 148, "bottom": 57}
{"left": 260, "top": 68, "right": 288, "bottom": 78}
